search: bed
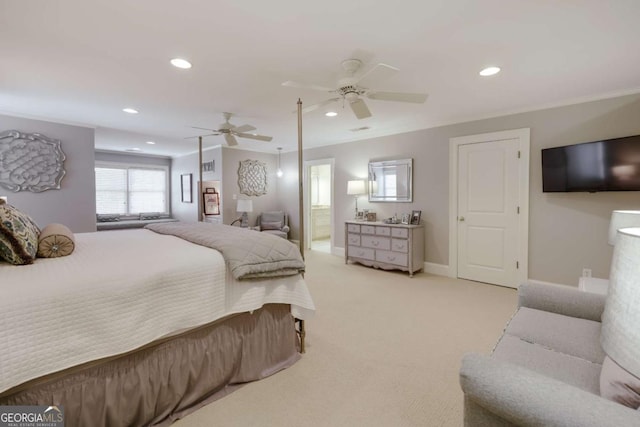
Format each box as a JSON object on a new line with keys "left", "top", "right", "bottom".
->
{"left": 0, "top": 224, "right": 315, "bottom": 426}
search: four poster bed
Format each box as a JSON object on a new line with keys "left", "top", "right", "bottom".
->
{"left": 0, "top": 224, "right": 314, "bottom": 426}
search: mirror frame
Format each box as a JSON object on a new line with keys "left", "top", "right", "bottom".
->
{"left": 368, "top": 158, "right": 413, "bottom": 202}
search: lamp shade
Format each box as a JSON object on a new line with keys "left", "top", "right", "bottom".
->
{"left": 236, "top": 199, "right": 253, "bottom": 213}
{"left": 347, "top": 180, "right": 366, "bottom": 196}
{"left": 601, "top": 227, "right": 640, "bottom": 378}
{"left": 608, "top": 210, "right": 640, "bottom": 245}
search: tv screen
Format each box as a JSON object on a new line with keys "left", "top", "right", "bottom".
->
{"left": 542, "top": 134, "right": 640, "bottom": 192}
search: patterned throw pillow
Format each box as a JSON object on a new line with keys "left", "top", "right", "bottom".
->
{"left": 96, "top": 214, "right": 120, "bottom": 222}
{"left": 0, "top": 200, "right": 41, "bottom": 265}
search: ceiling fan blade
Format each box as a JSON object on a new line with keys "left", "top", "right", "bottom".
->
{"left": 233, "top": 124, "right": 256, "bottom": 133}
{"left": 349, "top": 98, "right": 372, "bottom": 120}
{"left": 282, "top": 80, "right": 335, "bottom": 93}
{"left": 190, "top": 126, "right": 217, "bottom": 132}
{"left": 235, "top": 132, "right": 273, "bottom": 142}
{"left": 356, "top": 63, "right": 399, "bottom": 88}
{"left": 224, "top": 134, "right": 238, "bottom": 146}
{"left": 294, "top": 97, "right": 341, "bottom": 114}
{"left": 367, "top": 91, "right": 428, "bottom": 103}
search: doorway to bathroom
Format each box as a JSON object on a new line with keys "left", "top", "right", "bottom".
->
{"left": 304, "top": 159, "right": 334, "bottom": 254}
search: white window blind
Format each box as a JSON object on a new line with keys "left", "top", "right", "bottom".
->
{"left": 95, "top": 164, "right": 168, "bottom": 215}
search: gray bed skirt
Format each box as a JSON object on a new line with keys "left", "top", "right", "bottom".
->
{"left": 0, "top": 304, "right": 300, "bottom": 426}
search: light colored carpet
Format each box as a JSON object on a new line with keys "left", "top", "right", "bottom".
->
{"left": 174, "top": 250, "right": 517, "bottom": 427}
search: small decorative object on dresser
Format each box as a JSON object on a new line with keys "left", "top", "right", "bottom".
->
{"left": 401, "top": 213, "right": 410, "bottom": 224}
{"left": 410, "top": 210, "right": 421, "bottom": 225}
{"left": 366, "top": 212, "right": 377, "bottom": 222}
{"left": 345, "top": 221, "right": 424, "bottom": 277}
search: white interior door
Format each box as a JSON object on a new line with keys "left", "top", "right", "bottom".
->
{"left": 457, "top": 138, "right": 521, "bottom": 287}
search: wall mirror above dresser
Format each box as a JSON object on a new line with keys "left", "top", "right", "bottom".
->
{"left": 368, "top": 158, "right": 413, "bottom": 202}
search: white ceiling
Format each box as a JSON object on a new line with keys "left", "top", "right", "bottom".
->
{"left": 1, "top": 0, "right": 640, "bottom": 158}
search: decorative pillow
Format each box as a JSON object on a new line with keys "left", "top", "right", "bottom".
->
{"left": 140, "top": 212, "right": 161, "bottom": 220}
{"left": 0, "top": 201, "right": 41, "bottom": 265}
{"left": 261, "top": 220, "right": 283, "bottom": 231}
{"left": 97, "top": 214, "right": 120, "bottom": 222}
{"left": 37, "top": 223, "right": 75, "bottom": 258}
{"left": 600, "top": 355, "right": 640, "bottom": 409}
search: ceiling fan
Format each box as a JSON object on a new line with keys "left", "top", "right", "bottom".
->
{"left": 189, "top": 112, "right": 273, "bottom": 146}
{"left": 282, "top": 58, "right": 428, "bottom": 119}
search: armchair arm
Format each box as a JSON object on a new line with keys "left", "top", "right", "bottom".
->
{"left": 518, "top": 281, "right": 606, "bottom": 322}
{"left": 460, "top": 354, "right": 639, "bottom": 427}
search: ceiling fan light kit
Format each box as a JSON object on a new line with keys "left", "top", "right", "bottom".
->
{"left": 282, "top": 58, "right": 428, "bottom": 120}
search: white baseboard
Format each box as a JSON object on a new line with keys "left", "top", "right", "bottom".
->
{"left": 526, "top": 278, "right": 576, "bottom": 288}
{"left": 423, "top": 262, "right": 450, "bottom": 277}
{"left": 333, "top": 247, "right": 345, "bottom": 257}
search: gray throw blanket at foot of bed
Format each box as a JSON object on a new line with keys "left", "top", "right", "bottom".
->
{"left": 145, "top": 222, "right": 305, "bottom": 280}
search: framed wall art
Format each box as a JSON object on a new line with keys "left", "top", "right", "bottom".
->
{"left": 411, "top": 210, "right": 422, "bottom": 225}
{"left": 238, "top": 159, "right": 267, "bottom": 196}
{"left": 181, "top": 173, "right": 192, "bottom": 203}
{"left": 203, "top": 189, "right": 220, "bottom": 215}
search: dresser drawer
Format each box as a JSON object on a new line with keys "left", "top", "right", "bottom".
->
{"left": 375, "top": 226, "right": 391, "bottom": 236}
{"left": 348, "top": 246, "right": 375, "bottom": 261}
{"left": 391, "top": 227, "right": 409, "bottom": 238}
{"left": 347, "top": 223, "right": 360, "bottom": 233}
{"left": 361, "top": 235, "right": 391, "bottom": 250}
{"left": 347, "top": 233, "right": 361, "bottom": 246}
{"left": 376, "top": 250, "right": 408, "bottom": 267}
{"left": 360, "top": 225, "right": 376, "bottom": 234}
{"left": 391, "top": 238, "right": 409, "bottom": 253}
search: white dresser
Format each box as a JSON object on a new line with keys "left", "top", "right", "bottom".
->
{"left": 345, "top": 221, "right": 424, "bottom": 277}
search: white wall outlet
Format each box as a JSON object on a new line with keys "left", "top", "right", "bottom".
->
{"left": 582, "top": 268, "right": 592, "bottom": 278}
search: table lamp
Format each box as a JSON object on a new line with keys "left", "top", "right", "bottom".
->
{"left": 236, "top": 199, "right": 253, "bottom": 228}
{"left": 347, "top": 180, "right": 366, "bottom": 218}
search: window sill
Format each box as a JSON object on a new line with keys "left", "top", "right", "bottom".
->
{"left": 96, "top": 218, "right": 178, "bottom": 231}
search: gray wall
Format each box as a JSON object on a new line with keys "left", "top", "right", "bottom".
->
{"left": 0, "top": 114, "right": 96, "bottom": 232}
{"left": 220, "top": 147, "right": 281, "bottom": 226}
{"left": 171, "top": 146, "right": 223, "bottom": 222}
{"left": 283, "top": 93, "right": 640, "bottom": 285}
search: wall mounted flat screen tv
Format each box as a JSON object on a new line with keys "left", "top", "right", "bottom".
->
{"left": 542, "top": 134, "right": 640, "bottom": 192}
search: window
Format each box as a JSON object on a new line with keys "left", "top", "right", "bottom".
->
{"left": 95, "top": 162, "right": 169, "bottom": 215}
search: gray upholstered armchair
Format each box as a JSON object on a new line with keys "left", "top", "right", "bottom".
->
{"left": 255, "top": 211, "right": 289, "bottom": 239}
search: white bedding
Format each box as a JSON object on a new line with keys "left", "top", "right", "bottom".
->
{"left": 0, "top": 229, "right": 315, "bottom": 394}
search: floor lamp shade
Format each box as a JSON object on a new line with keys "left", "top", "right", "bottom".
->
{"left": 608, "top": 210, "right": 640, "bottom": 245}
{"left": 601, "top": 227, "right": 640, "bottom": 378}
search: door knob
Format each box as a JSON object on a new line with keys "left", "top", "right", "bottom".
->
{"left": 459, "top": 216, "right": 465, "bottom": 222}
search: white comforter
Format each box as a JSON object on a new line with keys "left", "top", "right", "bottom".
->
{"left": 0, "top": 229, "right": 315, "bottom": 394}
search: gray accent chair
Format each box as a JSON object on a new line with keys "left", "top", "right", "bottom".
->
{"left": 255, "top": 211, "right": 289, "bottom": 239}
{"left": 460, "top": 282, "right": 640, "bottom": 426}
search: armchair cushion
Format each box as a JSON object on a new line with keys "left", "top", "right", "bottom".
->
{"left": 261, "top": 220, "right": 283, "bottom": 231}
{"left": 256, "top": 211, "right": 289, "bottom": 239}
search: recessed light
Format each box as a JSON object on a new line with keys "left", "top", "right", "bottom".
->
{"left": 479, "top": 66, "right": 501, "bottom": 77}
{"left": 122, "top": 108, "right": 139, "bottom": 114}
{"left": 146, "top": 141, "right": 156, "bottom": 145}
{"left": 325, "top": 111, "right": 338, "bottom": 117}
{"left": 171, "top": 58, "right": 192, "bottom": 69}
